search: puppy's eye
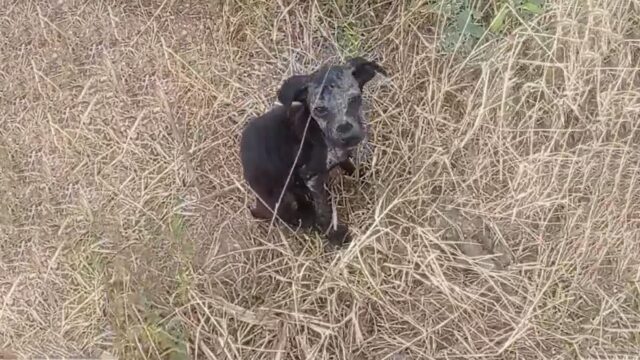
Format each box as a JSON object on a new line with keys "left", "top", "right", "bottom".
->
{"left": 314, "top": 106, "right": 329, "bottom": 116}
{"left": 349, "top": 95, "right": 362, "bottom": 106}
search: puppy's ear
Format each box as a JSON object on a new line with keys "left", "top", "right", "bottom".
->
{"left": 277, "top": 74, "right": 309, "bottom": 106}
{"left": 347, "top": 57, "right": 387, "bottom": 89}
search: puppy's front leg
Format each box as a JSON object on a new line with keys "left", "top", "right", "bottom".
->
{"left": 338, "top": 159, "right": 356, "bottom": 176}
{"left": 305, "top": 173, "right": 351, "bottom": 246}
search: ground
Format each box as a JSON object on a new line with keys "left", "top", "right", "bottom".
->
{"left": 1, "top": 0, "right": 639, "bottom": 359}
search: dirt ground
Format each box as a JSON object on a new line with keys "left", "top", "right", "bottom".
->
{"left": 1, "top": 0, "right": 639, "bottom": 359}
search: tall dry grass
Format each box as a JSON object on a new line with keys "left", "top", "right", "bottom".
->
{"left": 0, "top": 0, "right": 639, "bottom": 359}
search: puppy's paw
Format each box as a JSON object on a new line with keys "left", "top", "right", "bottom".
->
{"left": 298, "top": 209, "right": 316, "bottom": 230}
{"left": 249, "top": 205, "right": 269, "bottom": 220}
{"left": 339, "top": 160, "right": 356, "bottom": 177}
{"left": 327, "top": 224, "right": 351, "bottom": 247}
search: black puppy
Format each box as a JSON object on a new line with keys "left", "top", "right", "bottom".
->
{"left": 240, "top": 57, "right": 386, "bottom": 246}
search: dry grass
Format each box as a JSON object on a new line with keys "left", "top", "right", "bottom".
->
{"left": 1, "top": 0, "right": 640, "bottom": 359}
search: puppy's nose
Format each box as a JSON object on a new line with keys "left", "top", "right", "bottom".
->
{"left": 336, "top": 122, "right": 353, "bottom": 134}
{"left": 341, "top": 134, "right": 363, "bottom": 147}
{"left": 336, "top": 122, "right": 363, "bottom": 146}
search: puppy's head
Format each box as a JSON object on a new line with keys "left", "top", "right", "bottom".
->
{"left": 277, "top": 57, "right": 386, "bottom": 148}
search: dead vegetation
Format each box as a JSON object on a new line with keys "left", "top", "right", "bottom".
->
{"left": 1, "top": 0, "right": 639, "bottom": 359}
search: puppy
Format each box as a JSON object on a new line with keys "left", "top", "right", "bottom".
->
{"left": 240, "top": 57, "right": 386, "bottom": 246}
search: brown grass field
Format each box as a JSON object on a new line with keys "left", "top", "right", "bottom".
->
{"left": 1, "top": 0, "right": 640, "bottom": 359}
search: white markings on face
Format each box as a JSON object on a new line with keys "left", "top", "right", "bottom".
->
{"left": 306, "top": 67, "right": 365, "bottom": 143}
{"left": 326, "top": 144, "right": 350, "bottom": 170}
{"left": 353, "top": 139, "right": 373, "bottom": 166}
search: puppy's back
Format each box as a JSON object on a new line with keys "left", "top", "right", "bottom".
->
{"left": 240, "top": 106, "right": 300, "bottom": 191}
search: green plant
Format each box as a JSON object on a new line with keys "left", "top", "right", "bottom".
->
{"left": 438, "top": 0, "right": 547, "bottom": 53}
{"left": 489, "top": 0, "right": 546, "bottom": 33}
